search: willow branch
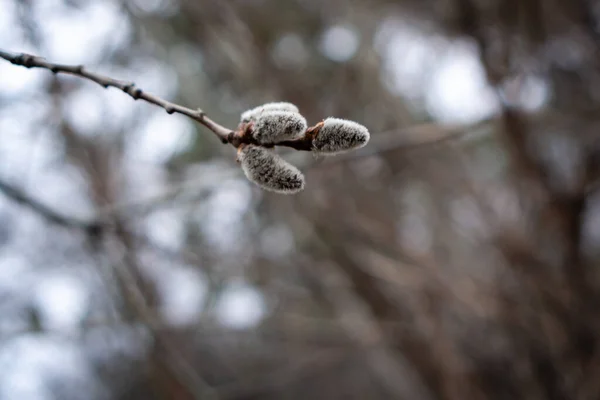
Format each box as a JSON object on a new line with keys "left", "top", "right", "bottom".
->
{"left": 0, "top": 49, "right": 236, "bottom": 141}
{"left": 0, "top": 49, "right": 317, "bottom": 151}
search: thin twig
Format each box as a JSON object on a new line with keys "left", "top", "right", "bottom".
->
{"left": 0, "top": 49, "right": 320, "bottom": 152}
{"left": 0, "top": 50, "right": 232, "bottom": 143}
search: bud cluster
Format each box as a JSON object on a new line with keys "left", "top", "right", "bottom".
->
{"left": 235, "top": 101, "right": 370, "bottom": 194}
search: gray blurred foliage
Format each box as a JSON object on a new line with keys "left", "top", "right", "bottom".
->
{"left": 2, "top": 0, "right": 600, "bottom": 399}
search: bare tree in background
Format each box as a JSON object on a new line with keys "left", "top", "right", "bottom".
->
{"left": 1, "top": 0, "right": 600, "bottom": 399}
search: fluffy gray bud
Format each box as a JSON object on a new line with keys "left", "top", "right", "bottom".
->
{"left": 238, "top": 145, "right": 305, "bottom": 194}
{"left": 312, "top": 118, "right": 370, "bottom": 155}
{"left": 252, "top": 111, "right": 307, "bottom": 144}
{"left": 241, "top": 102, "right": 300, "bottom": 123}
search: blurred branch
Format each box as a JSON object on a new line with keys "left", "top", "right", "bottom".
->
{"left": 96, "top": 118, "right": 496, "bottom": 219}
{"left": 0, "top": 179, "right": 215, "bottom": 397}
{"left": 98, "top": 234, "right": 220, "bottom": 400}
{"left": 0, "top": 177, "right": 101, "bottom": 233}
{"left": 215, "top": 349, "right": 349, "bottom": 399}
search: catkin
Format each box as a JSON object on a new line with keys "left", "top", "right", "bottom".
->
{"left": 252, "top": 111, "right": 307, "bottom": 144}
{"left": 312, "top": 117, "right": 370, "bottom": 155}
{"left": 238, "top": 145, "right": 305, "bottom": 194}
{"left": 241, "top": 102, "right": 300, "bottom": 123}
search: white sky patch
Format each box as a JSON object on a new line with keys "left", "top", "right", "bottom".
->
{"left": 273, "top": 33, "right": 309, "bottom": 68}
{"left": 145, "top": 208, "right": 186, "bottom": 249}
{"left": 375, "top": 18, "right": 442, "bottom": 99}
{"left": 63, "top": 66, "right": 143, "bottom": 136}
{"left": 0, "top": 64, "right": 47, "bottom": 99}
{"left": 34, "top": 272, "right": 89, "bottom": 333}
{"left": 128, "top": 60, "right": 179, "bottom": 100}
{"left": 126, "top": 112, "right": 194, "bottom": 164}
{"left": 0, "top": 365, "right": 48, "bottom": 400}
{"left": 169, "top": 43, "right": 205, "bottom": 77}
{"left": 83, "top": 323, "right": 150, "bottom": 368}
{"left": 63, "top": 88, "right": 109, "bottom": 137}
{"left": 25, "top": 164, "right": 94, "bottom": 219}
{"left": 0, "top": 335, "right": 97, "bottom": 400}
{"left": 215, "top": 282, "right": 266, "bottom": 330}
{"left": 501, "top": 75, "right": 550, "bottom": 112}
{"left": 518, "top": 76, "right": 549, "bottom": 111}
{"left": 320, "top": 24, "right": 360, "bottom": 62}
{"left": 260, "top": 224, "right": 294, "bottom": 260}
{"left": 100, "top": 85, "right": 139, "bottom": 126}
{"left": 425, "top": 40, "right": 500, "bottom": 123}
{"left": 36, "top": 1, "right": 131, "bottom": 64}
{"left": 376, "top": 18, "right": 501, "bottom": 123}
{"left": 0, "top": 0, "right": 22, "bottom": 44}
{"left": 200, "top": 180, "right": 253, "bottom": 253}
{"left": 0, "top": 102, "right": 57, "bottom": 180}
{"left": 121, "top": 161, "right": 172, "bottom": 206}
{"left": 0, "top": 252, "right": 31, "bottom": 295}
{"left": 158, "top": 266, "right": 207, "bottom": 326}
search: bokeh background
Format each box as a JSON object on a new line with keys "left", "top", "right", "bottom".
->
{"left": 2, "top": 0, "right": 600, "bottom": 399}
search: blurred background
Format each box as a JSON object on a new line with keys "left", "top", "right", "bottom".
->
{"left": 2, "top": 0, "right": 600, "bottom": 398}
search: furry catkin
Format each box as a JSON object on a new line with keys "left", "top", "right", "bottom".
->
{"left": 252, "top": 111, "right": 307, "bottom": 144}
{"left": 238, "top": 145, "right": 305, "bottom": 194}
{"left": 241, "top": 102, "right": 300, "bottom": 123}
{"left": 312, "top": 117, "right": 370, "bottom": 155}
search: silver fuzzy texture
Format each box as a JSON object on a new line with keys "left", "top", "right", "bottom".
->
{"left": 238, "top": 145, "right": 305, "bottom": 194}
{"left": 313, "top": 118, "right": 370, "bottom": 155}
{"left": 241, "top": 102, "right": 300, "bottom": 123}
{"left": 252, "top": 111, "right": 307, "bottom": 144}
